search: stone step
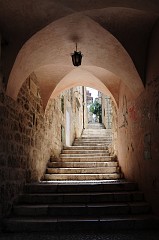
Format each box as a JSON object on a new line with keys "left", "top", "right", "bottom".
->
{"left": 83, "top": 128, "right": 112, "bottom": 133}
{"left": 83, "top": 129, "right": 110, "bottom": 132}
{"left": 74, "top": 140, "right": 111, "bottom": 144}
{"left": 87, "top": 125, "right": 105, "bottom": 128}
{"left": 46, "top": 166, "right": 120, "bottom": 174}
{"left": 82, "top": 132, "right": 111, "bottom": 134}
{"left": 24, "top": 182, "right": 138, "bottom": 194}
{"left": 60, "top": 153, "right": 110, "bottom": 158}
{"left": 4, "top": 215, "right": 159, "bottom": 232}
{"left": 80, "top": 136, "right": 112, "bottom": 139}
{"left": 63, "top": 146, "right": 108, "bottom": 150}
{"left": 73, "top": 142, "right": 111, "bottom": 146}
{"left": 48, "top": 161, "right": 118, "bottom": 168}
{"left": 81, "top": 132, "right": 111, "bottom": 134}
{"left": 86, "top": 127, "right": 106, "bottom": 129}
{"left": 79, "top": 140, "right": 112, "bottom": 143}
{"left": 5, "top": 179, "right": 156, "bottom": 232}
{"left": 61, "top": 150, "right": 109, "bottom": 154}
{"left": 58, "top": 156, "right": 114, "bottom": 162}
{"left": 18, "top": 191, "right": 144, "bottom": 204}
{"left": 86, "top": 124, "right": 106, "bottom": 129}
{"left": 81, "top": 134, "right": 111, "bottom": 137}
{"left": 13, "top": 202, "right": 150, "bottom": 217}
{"left": 82, "top": 134, "right": 110, "bottom": 136}
{"left": 44, "top": 173, "right": 123, "bottom": 181}
{"left": 75, "top": 138, "right": 112, "bottom": 141}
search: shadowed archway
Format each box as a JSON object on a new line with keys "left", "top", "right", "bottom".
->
{"left": 6, "top": 13, "right": 144, "bottom": 108}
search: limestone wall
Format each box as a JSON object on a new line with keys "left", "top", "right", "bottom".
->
{"left": 117, "top": 20, "right": 159, "bottom": 215}
{"left": 0, "top": 73, "right": 83, "bottom": 218}
{"left": 45, "top": 86, "right": 83, "bottom": 158}
{"left": 101, "top": 95, "right": 112, "bottom": 129}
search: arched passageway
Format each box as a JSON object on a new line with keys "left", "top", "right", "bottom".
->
{"left": 6, "top": 12, "right": 144, "bottom": 106}
{"left": 1, "top": 1, "right": 159, "bottom": 223}
{"left": 5, "top": 10, "right": 144, "bottom": 187}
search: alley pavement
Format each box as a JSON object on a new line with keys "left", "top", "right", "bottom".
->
{"left": 0, "top": 230, "right": 159, "bottom": 240}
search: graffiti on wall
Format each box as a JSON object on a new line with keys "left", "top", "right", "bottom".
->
{"left": 129, "top": 105, "right": 137, "bottom": 121}
{"left": 119, "top": 95, "right": 128, "bottom": 128}
{"left": 137, "top": 99, "right": 150, "bottom": 128}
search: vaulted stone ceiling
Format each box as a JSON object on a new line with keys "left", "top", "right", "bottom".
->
{"left": 0, "top": 0, "right": 159, "bottom": 108}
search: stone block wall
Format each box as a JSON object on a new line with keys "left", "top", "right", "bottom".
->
{"left": 45, "top": 86, "right": 83, "bottom": 158}
{"left": 102, "top": 95, "right": 112, "bottom": 129}
{"left": 0, "top": 75, "right": 45, "bottom": 218}
{"left": 118, "top": 80, "right": 159, "bottom": 215}
{"left": 0, "top": 72, "right": 83, "bottom": 219}
{"left": 117, "top": 20, "right": 159, "bottom": 215}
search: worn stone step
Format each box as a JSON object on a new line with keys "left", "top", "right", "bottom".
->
{"left": 80, "top": 136, "right": 112, "bottom": 139}
{"left": 74, "top": 138, "right": 112, "bottom": 141}
{"left": 5, "top": 215, "right": 158, "bottom": 232}
{"left": 61, "top": 150, "right": 109, "bottom": 154}
{"left": 81, "top": 132, "right": 112, "bottom": 134}
{"left": 77, "top": 136, "right": 110, "bottom": 138}
{"left": 60, "top": 153, "right": 110, "bottom": 158}
{"left": 82, "top": 133, "right": 111, "bottom": 135}
{"left": 79, "top": 140, "right": 112, "bottom": 143}
{"left": 82, "top": 130, "right": 111, "bottom": 132}
{"left": 73, "top": 141, "right": 111, "bottom": 145}
{"left": 82, "top": 133, "right": 110, "bottom": 135}
{"left": 13, "top": 202, "right": 150, "bottom": 217}
{"left": 73, "top": 143, "right": 111, "bottom": 146}
{"left": 58, "top": 156, "right": 114, "bottom": 162}
{"left": 24, "top": 182, "right": 138, "bottom": 194}
{"left": 63, "top": 146, "right": 108, "bottom": 150}
{"left": 81, "top": 133, "right": 112, "bottom": 135}
{"left": 44, "top": 173, "right": 123, "bottom": 181}
{"left": 73, "top": 142, "right": 111, "bottom": 146}
{"left": 81, "top": 135, "right": 111, "bottom": 138}
{"left": 87, "top": 125, "right": 105, "bottom": 128}
{"left": 46, "top": 167, "right": 120, "bottom": 174}
{"left": 86, "top": 127, "right": 106, "bottom": 130}
{"left": 83, "top": 129, "right": 110, "bottom": 132}
{"left": 86, "top": 124, "right": 106, "bottom": 129}
{"left": 75, "top": 139, "right": 112, "bottom": 142}
{"left": 48, "top": 161, "right": 118, "bottom": 168}
{"left": 18, "top": 191, "right": 144, "bottom": 204}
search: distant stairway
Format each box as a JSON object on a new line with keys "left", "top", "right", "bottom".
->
{"left": 44, "top": 123, "right": 122, "bottom": 181}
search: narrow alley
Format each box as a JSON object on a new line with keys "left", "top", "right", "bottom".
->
{"left": 1, "top": 1, "right": 159, "bottom": 239}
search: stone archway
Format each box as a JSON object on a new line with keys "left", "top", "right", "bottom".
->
{"left": 6, "top": 13, "right": 144, "bottom": 108}
{"left": 37, "top": 66, "right": 120, "bottom": 109}
{"left": 4, "top": 8, "right": 147, "bottom": 188}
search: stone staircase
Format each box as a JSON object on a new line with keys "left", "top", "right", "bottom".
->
{"left": 3, "top": 182, "right": 158, "bottom": 232}
{"left": 44, "top": 123, "right": 120, "bottom": 181}
{"left": 3, "top": 124, "right": 159, "bottom": 232}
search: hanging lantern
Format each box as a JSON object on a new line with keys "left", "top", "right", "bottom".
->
{"left": 71, "top": 43, "right": 83, "bottom": 66}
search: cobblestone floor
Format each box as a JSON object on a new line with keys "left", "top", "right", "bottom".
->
{"left": 0, "top": 230, "right": 159, "bottom": 240}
